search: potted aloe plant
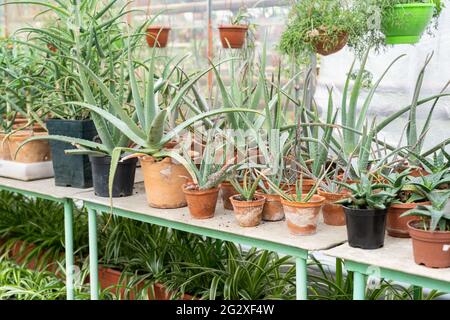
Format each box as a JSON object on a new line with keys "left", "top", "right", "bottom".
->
{"left": 180, "top": 132, "right": 235, "bottom": 219}
{"left": 337, "top": 174, "right": 397, "bottom": 249}
{"left": 229, "top": 170, "right": 266, "bottom": 227}
{"left": 218, "top": 8, "right": 251, "bottom": 49}
{"left": 378, "top": 0, "right": 443, "bottom": 45}
{"left": 401, "top": 190, "right": 450, "bottom": 268}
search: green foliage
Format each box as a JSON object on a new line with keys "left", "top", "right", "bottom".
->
{"left": 229, "top": 170, "right": 261, "bottom": 201}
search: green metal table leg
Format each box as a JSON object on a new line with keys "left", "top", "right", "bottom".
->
{"left": 353, "top": 272, "right": 366, "bottom": 300}
{"left": 88, "top": 208, "right": 99, "bottom": 300}
{"left": 64, "top": 200, "right": 74, "bottom": 300}
{"left": 296, "top": 257, "right": 308, "bottom": 300}
{"left": 413, "top": 286, "right": 422, "bottom": 300}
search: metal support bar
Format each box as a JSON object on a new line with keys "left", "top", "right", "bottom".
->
{"left": 353, "top": 272, "right": 366, "bottom": 300}
{"left": 88, "top": 208, "right": 99, "bottom": 300}
{"left": 64, "top": 200, "right": 74, "bottom": 300}
{"left": 296, "top": 257, "right": 308, "bottom": 300}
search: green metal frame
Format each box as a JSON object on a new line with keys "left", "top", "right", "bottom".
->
{"left": 0, "top": 185, "right": 75, "bottom": 300}
{"left": 346, "top": 260, "right": 450, "bottom": 300}
{"left": 84, "top": 202, "right": 310, "bottom": 300}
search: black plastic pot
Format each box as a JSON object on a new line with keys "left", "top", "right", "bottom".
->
{"left": 46, "top": 119, "right": 97, "bottom": 188}
{"left": 343, "top": 206, "right": 388, "bottom": 249}
{"left": 89, "top": 156, "right": 137, "bottom": 198}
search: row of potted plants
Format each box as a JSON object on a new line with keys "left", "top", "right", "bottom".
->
{"left": 2, "top": 0, "right": 449, "bottom": 272}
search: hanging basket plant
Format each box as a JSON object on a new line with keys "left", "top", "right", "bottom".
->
{"left": 279, "top": 0, "right": 368, "bottom": 60}
{"left": 146, "top": 26, "right": 171, "bottom": 48}
{"left": 380, "top": 1, "right": 440, "bottom": 45}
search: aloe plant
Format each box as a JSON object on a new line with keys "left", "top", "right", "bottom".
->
{"left": 229, "top": 169, "right": 262, "bottom": 201}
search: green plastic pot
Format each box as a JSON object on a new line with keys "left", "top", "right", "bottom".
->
{"left": 382, "top": 3, "right": 435, "bottom": 45}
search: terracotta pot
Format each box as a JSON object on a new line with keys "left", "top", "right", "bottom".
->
{"left": 317, "top": 189, "right": 348, "bottom": 226}
{"left": 221, "top": 181, "right": 238, "bottom": 210}
{"left": 8, "top": 131, "right": 51, "bottom": 163}
{"left": 387, "top": 202, "right": 430, "bottom": 238}
{"left": 7, "top": 240, "right": 61, "bottom": 273}
{"left": 313, "top": 31, "right": 349, "bottom": 56}
{"left": 409, "top": 167, "right": 429, "bottom": 177}
{"left": 146, "top": 26, "right": 171, "bottom": 48}
{"left": 256, "top": 192, "right": 284, "bottom": 222}
{"left": 218, "top": 25, "right": 248, "bottom": 49}
{"left": 281, "top": 195, "right": 325, "bottom": 236}
{"left": 230, "top": 194, "right": 266, "bottom": 227}
{"left": 0, "top": 133, "right": 11, "bottom": 160}
{"left": 140, "top": 156, "right": 189, "bottom": 209}
{"left": 301, "top": 178, "right": 316, "bottom": 194}
{"left": 183, "top": 184, "right": 219, "bottom": 219}
{"left": 408, "top": 220, "right": 450, "bottom": 268}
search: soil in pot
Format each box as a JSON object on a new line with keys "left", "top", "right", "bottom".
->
{"left": 281, "top": 195, "right": 325, "bottom": 235}
{"left": 408, "top": 220, "right": 450, "bottom": 268}
{"left": 221, "top": 181, "right": 237, "bottom": 210}
{"left": 256, "top": 192, "right": 284, "bottom": 222}
{"left": 318, "top": 189, "right": 348, "bottom": 226}
{"left": 218, "top": 25, "right": 248, "bottom": 49}
{"left": 146, "top": 26, "right": 171, "bottom": 48}
{"left": 344, "top": 207, "right": 387, "bottom": 249}
{"left": 230, "top": 194, "right": 265, "bottom": 227}
{"left": 8, "top": 131, "right": 51, "bottom": 163}
{"left": 89, "top": 156, "right": 137, "bottom": 198}
{"left": 382, "top": 3, "right": 435, "bottom": 45}
{"left": 387, "top": 202, "right": 430, "bottom": 238}
{"left": 46, "top": 119, "right": 97, "bottom": 188}
{"left": 183, "top": 183, "right": 219, "bottom": 219}
{"left": 140, "top": 156, "right": 189, "bottom": 209}
{"left": 313, "top": 31, "right": 349, "bottom": 56}
{"left": 0, "top": 133, "right": 11, "bottom": 160}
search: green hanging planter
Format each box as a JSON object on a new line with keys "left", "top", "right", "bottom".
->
{"left": 382, "top": 3, "right": 435, "bottom": 45}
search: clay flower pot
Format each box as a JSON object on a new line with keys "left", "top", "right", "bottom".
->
{"left": 183, "top": 184, "right": 219, "bottom": 219}
{"left": 318, "top": 189, "right": 348, "bottom": 226}
{"left": 146, "top": 26, "right": 171, "bottom": 48}
{"left": 230, "top": 194, "right": 266, "bottom": 227}
{"left": 218, "top": 25, "right": 248, "bottom": 49}
{"left": 8, "top": 131, "right": 51, "bottom": 163}
{"left": 301, "top": 178, "right": 316, "bottom": 194}
{"left": 140, "top": 156, "right": 189, "bottom": 209}
{"left": 310, "top": 28, "right": 348, "bottom": 56}
{"left": 281, "top": 195, "right": 325, "bottom": 235}
{"left": 221, "top": 181, "right": 238, "bottom": 210}
{"left": 0, "top": 133, "right": 11, "bottom": 160}
{"left": 408, "top": 220, "right": 450, "bottom": 268}
{"left": 256, "top": 192, "right": 284, "bottom": 222}
{"left": 387, "top": 202, "right": 430, "bottom": 238}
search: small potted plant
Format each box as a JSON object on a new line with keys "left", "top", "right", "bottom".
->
{"left": 382, "top": 169, "right": 432, "bottom": 238}
{"left": 218, "top": 8, "right": 251, "bottom": 49}
{"left": 402, "top": 190, "right": 450, "bottom": 268}
{"left": 317, "top": 170, "right": 350, "bottom": 226}
{"left": 337, "top": 174, "right": 397, "bottom": 249}
{"left": 379, "top": 0, "right": 443, "bottom": 45}
{"left": 180, "top": 136, "right": 235, "bottom": 219}
{"left": 229, "top": 170, "right": 266, "bottom": 227}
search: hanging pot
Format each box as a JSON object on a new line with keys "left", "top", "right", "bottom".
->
{"left": 89, "top": 156, "right": 137, "bottom": 198}
{"left": 183, "top": 184, "right": 219, "bottom": 219}
{"left": 344, "top": 206, "right": 387, "bottom": 249}
{"left": 317, "top": 189, "right": 348, "bottom": 226}
{"left": 140, "top": 156, "right": 189, "bottom": 209}
{"left": 311, "top": 29, "right": 348, "bottom": 56}
{"left": 408, "top": 220, "right": 450, "bottom": 268}
{"left": 281, "top": 195, "right": 325, "bottom": 235}
{"left": 8, "top": 131, "right": 51, "bottom": 163}
{"left": 46, "top": 119, "right": 97, "bottom": 188}
{"left": 218, "top": 25, "right": 248, "bottom": 49}
{"left": 146, "top": 26, "right": 171, "bottom": 48}
{"left": 230, "top": 194, "right": 265, "bottom": 227}
{"left": 386, "top": 201, "right": 430, "bottom": 238}
{"left": 382, "top": 3, "right": 435, "bottom": 45}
